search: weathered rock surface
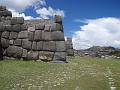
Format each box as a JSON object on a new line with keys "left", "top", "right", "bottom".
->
{"left": 0, "top": 6, "right": 67, "bottom": 62}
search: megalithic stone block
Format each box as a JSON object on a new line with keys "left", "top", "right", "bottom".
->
{"left": 28, "top": 26, "right": 35, "bottom": 32}
{"left": 1, "top": 38, "right": 9, "bottom": 48}
{"left": 56, "top": 41, "right": 66, "bottom": 52}
{"left": 42, "top": 32, "right": 52, "bottom": 41}
{"left": 11, "top": 17, "right": 24, "bottom": 25}
{"left": 44, "top": 25, "right": 50, "bottom": 31}
{"left": 9, "top": 32, "right": 18, "bottom": 39}
{"left": 0, "top": 23, "right": 5, "bottom": 32}
{"left": 12, "top": 24, "right": 21, "bottom": 32}
{"left": 56, "top": 23, "right": 63, "bottom": 31}
{"left": 1, "top": 16, "right": 5, "bottom": 21}
{"left": 53, "top": 52, "right": 66, "bottom": 61}
{"left": 9, "top": 40, "right": 14, "bottom": 45}
{"left": 34, "top": 30, "right": 42, "bottom": 41}
{"left": 43, "top": 41, "right": 56, "bottom": 51}
{"left": 22, "top": 49, "right": 27, "bottom": 58}
{"left": 0, "top": 6, "right": 6, "bottom": 11}
{"left": 5, "top": 25, "right": 12, "bottom": 31}
{"left": 52, "top": 31, "right": 64, "bottom": 41}
{"left": 50, "top": 23, "right": 56, "bottom": 31}
{"left": 36, "top": 41, "right": 43, "bottom": 51}
{"left": 39, "top": 51, "right": 54, "bottom": 61}
{"left": 6, "top": 46, "right": 23, "bottom": 58}
{"left": 35, "top": 24, "right": 45, "bottom": 30}
{"left": 21, "top": 24, "right": 28, "bottom": 30}
{"left": 0, "top": 11, "right": 3, "bottom": 17}
{"left": 6, "top": 16, "right": 11, "bottom": 20}
{"left": 67, "top": 49, "right": 74, "bottom": 56}
{"left": 1, "top": 31, "right": 10, "bottom": 39}
{"left": 14, "top": 39, "right": 22, "bottom": 46}
{"left": 18, "top": 31, "right": 28, "bottom": 39}
{"left": 54, "top": 15, "right": 62, "bottom": 23}
{"left": 48, "top": 41, "right": 56, "bottom": 51}
{"left": 22, "top": 39, "right": 32, "bottom": 50}
{"left": 3, "top": 10, "right": 12, "bottom": 17}
{"left": 66, "top": 44, "right": 73, "bottom": 49}
{"left": 32, "top": 41, "right": 37, "bottom": 51}
{"left": 27, "top": 51, "right": 39, "bottom": 60}
{"left": 28, "top": 31, "right": 34, "bottom": 41}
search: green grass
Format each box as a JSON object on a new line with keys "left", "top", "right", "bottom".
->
{"left": 0, "top": 57, "right": 120, "bottom": 90}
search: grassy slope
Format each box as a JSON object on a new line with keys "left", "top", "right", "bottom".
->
{"left": 0, "top": 57, "right": 120, "bottom": 90}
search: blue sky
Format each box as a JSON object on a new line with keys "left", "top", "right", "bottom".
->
{"left": 22, "top": 0, "right": 120, "bottom": 37}
{"left": 1, "top": 0, "right": 120, "bottom": 49}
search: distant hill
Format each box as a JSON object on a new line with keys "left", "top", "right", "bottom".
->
{"left": 75, "top": 46, "right": 120, "bottom": 58}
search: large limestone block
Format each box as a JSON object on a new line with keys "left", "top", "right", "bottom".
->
{"left": 22, "top": 49, "right": 27, "bottom": 58}
{"left": 1, "top": 38, "right": 9, "bottom": 48}
{"left": 3, "top": 10, "right": 12, "bottom": 17}
{"left": 22, "top": 39, "right": 32, "bottom": 50}
{"left": 1, "top": 31, "right": 10, "bottom": 39}
{"left": 3, "top": 56, "right": 16, "bottom": 60}
{"left": 18, "top": 31, "right": 28, "bottom": 39}
{"left": 6, "top": 46, "right": 23, "bottom": 58}
{"left": 39, "top": 51, "right": 54, "bottom": 61}
{"left": 27, "top": 51, "right": 39, "bottom": 60}
{"left": 35, "top": 24, "right": 45, "bottom": 30}
{"left": 34, "top": 30, "right": 42, "bottom": 41}
{"left": 67, "top": 49, "right": 74, "bottom": 56}
{"left": 5, "top": 25, "right": 12, "bottom": 31}
{"left": 32, "top": 42, "right": 37, "bottom": 51}
{"left": 54, "top": 15, "right": 62, "bottom": 23}
{"left": 52, "top": 31, "right": 64, "bottom": 41}
{"left": 21, "top": 24, "right": 28, "bottom": 30}
{"left": 0, "top": 10, "right": 12, "bottom": 17}
{"left": 9, "top": 40, "right": 14, "bottom": 45}
{"left": 42, "top": 32, "right": 52, "bottom": 41}
{"left": 6, "top": 16, "right": 11, "bottom": 20}
{"left": 11, "top": 17, "right": 24, "bottom": 25}
{"left": 28, "top": 31, "right": 34, "bottom": 41}
{"left": 44, "top": 25, "right": 50, "bottom": 31}
{"left": 49, "top": 41, "right": 56, "bottom": 51}
{"left": 0, "top": 6, "right": 6, "bottom": 11}
{"left": 56, "top": 41, "right": 66, "bottom": 52}
{"left": 0, "top": 23, "right": 5, "bottom": 32}
{"left": 12, "top": 24, "right": 21, "bottom": 32}
{"left": 53, "top": 52, "right": 66, "bottom": 61}
{"left": 56, "top": 23, "right": 63, "bottom": 31}
{"left": 50, "top": 23, "right": 56, "bottom": 31}
{"left": 43, "top": 41, "right": 56, "bottom": 51}
{"left": 36, "top": 41, "right": 43, "bottom": 51}
{"left": 9, "top": 32, "right": 18, "bottom": 39}
{"left": 28, "top": 26, "right": 35, "bottom": 32}
{"left": 3, "top": 49, "right": 7, "bottom": 56}
{"left": 66, "top": 44, "right": 73, "bottom": 49}
{"left": 14, "top": 39, "right": 22, "bottom": 46}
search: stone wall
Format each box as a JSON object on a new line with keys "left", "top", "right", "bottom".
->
{"left": 0, "top": 6, "right": 66, "bottom": 62}
{"left": 65, "top": 37, "right": 74, "bottom": 56}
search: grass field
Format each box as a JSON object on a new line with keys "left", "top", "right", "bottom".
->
{"left": 0, "top": 57, "right": 120, "bottom": 90}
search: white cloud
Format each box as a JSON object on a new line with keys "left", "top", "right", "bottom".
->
{"left": 72, "top": 17, "right": 120, "bottom": 50}
{"left": 0, "top": 0, "right": 65, "bottom": 19}
{"left": 36, "top": 7, "right": 65, "bottom": 19}
{"left": 8, "top": 9, "right": 41, "bottom": 20}
{"left": 0, "top": 0, "right": 46, "bottom": 11}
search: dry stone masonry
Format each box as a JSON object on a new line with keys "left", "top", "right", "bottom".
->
{"left": 65, "top": 37, "right": 74, "bottom": 56}
{"left": 0, "top": 6, "right": 67, "bottom": 62}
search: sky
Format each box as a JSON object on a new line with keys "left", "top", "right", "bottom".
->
{"left": 0, "top": 0, "right": 120, "bottom": 49}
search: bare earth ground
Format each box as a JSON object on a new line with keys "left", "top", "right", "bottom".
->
{"left": 0, "top": 56, "right": 120, "bottom": 90}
